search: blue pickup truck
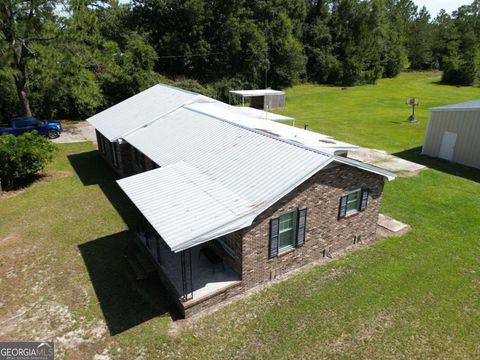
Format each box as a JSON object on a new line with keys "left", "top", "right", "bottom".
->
{"left": 0, "top": 117, "right": 63, "bottom": 139}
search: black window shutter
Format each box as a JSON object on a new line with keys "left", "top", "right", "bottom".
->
{"left": 269, "top": 218, "right": 280, "bottom": 258}
{"left": 360, "top": 188, "right": 369, "bottom": 211}
{"left": 338, "top": 195, "right": 348, "bottom": 219}
{"left": 296, "top": 208, "right": 307, "bottom": 248}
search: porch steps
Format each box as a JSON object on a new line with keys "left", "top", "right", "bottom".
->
{"left": 124, "top": 243, "right": 155, "bottom": 281}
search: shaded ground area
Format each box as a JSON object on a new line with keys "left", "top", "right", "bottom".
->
{"left": 79, "top": 232, "right": 178, "bottom": 335}
{"left": 394, "top": 146, "right": 480, "bottom": 182}
{"left": 67, "top": 150, "right": 135, "bottom": 227}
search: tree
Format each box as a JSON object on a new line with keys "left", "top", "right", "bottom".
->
{"left": 0, "top": 0, "right": 58, "bottom": 117}
{"left": 370, "top": 0, "right": 404, "bottom": 78}
{"left": 408, "top": 6, "right": 434, "bottom": 70}
{"left": 441, "top": 1, "right": 480, "bottom": 85}
{"left": 304, "top": 0, "right": 340, "bottom": 83}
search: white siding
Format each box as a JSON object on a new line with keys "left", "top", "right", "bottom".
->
{"left": 423, "top": 109, "right": 480, "bottom": 169}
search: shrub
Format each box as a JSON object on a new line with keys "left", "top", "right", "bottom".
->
{"left": 209, "top": 78, "right": 247, "bottom": 103}
{"left": 0, "top": 132, "right": 57, "bottom": 190}
{"left": 170, "top": 79, "right": 215, "bottom": 98}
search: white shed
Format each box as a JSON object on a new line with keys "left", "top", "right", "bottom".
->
{"left": 422, "top": 100, "right": 480, "bottom": 169}
{"left": 230, "top": 89, "right": 286, "bottom": 110}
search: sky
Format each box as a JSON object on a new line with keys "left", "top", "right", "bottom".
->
{"left": 414, "top": 0, "right": 472, "bottom": 16}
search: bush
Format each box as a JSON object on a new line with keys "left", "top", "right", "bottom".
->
{"left": 0, "top": 132, "right": 57, "bottom": 190}
{"left": 209, "top": 78, "right": 247, "bottom": 103}
{"left": 173, "top": 79, "right": 216, "bottom": 98}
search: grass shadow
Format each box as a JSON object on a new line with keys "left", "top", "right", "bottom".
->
{"left": 70, "top": 150, "right": 181, "bottom": 332}
{"left": 67, "top": 150, "right": 136, "bottom": 228}
{"left": 393, "top": 146, "right": 480, "bottom": 182}
{"left": 79, "top": 231, "right": 179, "bottom": 335}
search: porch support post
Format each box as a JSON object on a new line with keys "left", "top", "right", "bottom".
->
{"left": 180, "top": 248, "right": 193, "bottom": 301}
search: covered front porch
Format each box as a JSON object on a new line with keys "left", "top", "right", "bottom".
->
{"left": 134, "top": 218, "right": 242, "bottom": 305}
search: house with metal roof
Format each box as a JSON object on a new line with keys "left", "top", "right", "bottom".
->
{"left": 87, "top": 84, "right": 395, "bottom": 317}
{"left": 422, "top": 100, "right": 480, "bottom": 169}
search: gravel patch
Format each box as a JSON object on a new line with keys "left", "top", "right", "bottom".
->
{"left": 52, "top": 122, "right": 97, "bottom": 145}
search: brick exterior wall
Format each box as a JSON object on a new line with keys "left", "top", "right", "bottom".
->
{"left": 181, "top": 164, "right": 385, "bottom": 317}
{"left": 240, "top": 164, "right": 384, "bottom": 289}
{"left": 94, "top": 134, "right": 385, "bottom": 316}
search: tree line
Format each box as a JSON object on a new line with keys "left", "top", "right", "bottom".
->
{"left": 1, "top": 0, "right": 479, "bottom": 122}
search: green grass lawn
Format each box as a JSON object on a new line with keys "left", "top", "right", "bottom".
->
{"left": 278, "top": 71, "right": 480, "bottom": 153}
{"left": 1, "top": 72, "right": 480, "bottom": 359}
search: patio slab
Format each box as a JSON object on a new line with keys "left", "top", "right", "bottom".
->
{"left": 349, "top": 147, "right": 426, "bottom": 176}
{"left": 157, "top": 242, "right": 240, "bottom": 301}
{"left": 378, "top": 213, "right": 409, "bottom": 233}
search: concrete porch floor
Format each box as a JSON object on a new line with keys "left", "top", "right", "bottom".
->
{"left": 157, "top": 241, "right": 240, "bottom": 301}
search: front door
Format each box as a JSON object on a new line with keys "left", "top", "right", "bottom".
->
{"left": 439, "top": 131, "right": 457, "bottom": 161}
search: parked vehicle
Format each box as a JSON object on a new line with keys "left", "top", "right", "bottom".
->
{"left": 0, "top": 117, "right": 63, "bottom": 139}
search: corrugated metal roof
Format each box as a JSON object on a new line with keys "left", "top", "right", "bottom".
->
{"left": 117, "top": 161, "right": 254, "bottom": 249}
{"left": 119, "top": 106, "right": 394, "bottom": 253}
{"left": 231, "top": 106, "right": 294, "bottom": 121}
{"left": 87, "top": 84, "right": 216, "bottom": 141}
{"left": 431, "top": 100, "right": 480, "bottom": 112}
{"left": 230, "top": 89, "right": 285, "bottom": 97}
{"left": 84, "top": 84, "right": 396, "bottom": 253}
{"left": 120, "top": 107, "right": 335, "bottom": 252}
{"left": 186, "top": 102, "right": 358, "bottom": 154}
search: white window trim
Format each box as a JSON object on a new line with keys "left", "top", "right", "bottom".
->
{"left": 346, "top": 188, "right": 362, "bottom": 216}
{"left": 278, "top": 209, "right": 297, "bottom": 253}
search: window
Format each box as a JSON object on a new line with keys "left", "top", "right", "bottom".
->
{"left": 111, "top": 142, "right": 118, "bottom": 167}
{"left": 26, "top": 120, "right": 41, "bottom": 127}
{"left": 346, "top": 189, "right": 361, "bottom": 215}
{"left": 338, "top": 188, "right": 369, "bottom": 219}
{"left": 216, "top": 234, "right": 236, "bottom": 257}
{"left": 98, "top": 135, "right": 106, "bottom": 154}
{"left": 278, "top": 210, "right": 297, "bottom": 252}
{"left": 269, "top": 208, "right": 307, "bottom": 258}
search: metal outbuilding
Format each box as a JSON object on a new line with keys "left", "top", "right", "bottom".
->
{"left": 422, "top": 100, "right": 480, "bottom": 169}
{"left": 230, "top": 89, "right": 286, "bottom": 110}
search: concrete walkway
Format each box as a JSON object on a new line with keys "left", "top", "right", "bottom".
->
{"left": 52, "top": 122, "right": 97, "bottom": 145}
{"left": 348, "top": 147, "right": 426, "bottom": 177}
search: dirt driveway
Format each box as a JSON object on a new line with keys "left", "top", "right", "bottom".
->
{"left": 52, "top": 122, "right": 97, "bottom": 145}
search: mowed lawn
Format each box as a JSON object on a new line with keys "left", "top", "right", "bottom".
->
{"left": 0, "top": 72, "right": 480, "bottom": 359}
{"left": 279, "top": 71, "right": 480, "bottom": 153}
